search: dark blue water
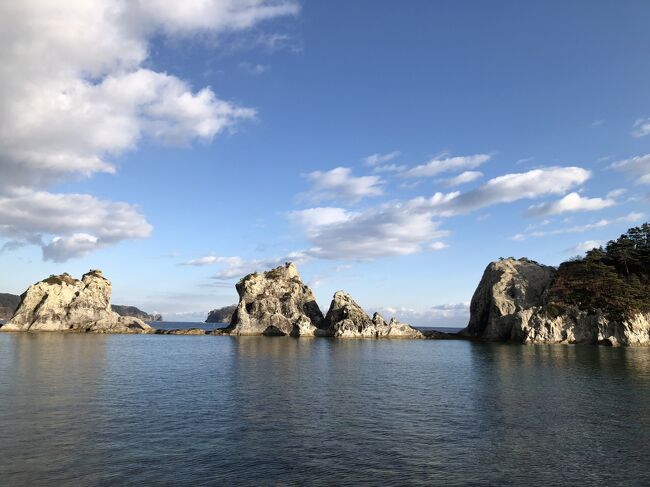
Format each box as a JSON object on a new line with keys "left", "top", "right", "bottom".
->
{"left": 0, "top": 333, "right": 648, "bottom": 486}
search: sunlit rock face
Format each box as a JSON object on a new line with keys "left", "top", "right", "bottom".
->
{"left": 228, "top": 263, "right": 325, "bottom": 336}
{"left": 462, "top": 258, "right": 650, "bottom": 346}
{"left": 324, "top": 291, "right": 423, "bottom": 339}
{"left": 0, "top": 270, "right": 152, "bottom": 334}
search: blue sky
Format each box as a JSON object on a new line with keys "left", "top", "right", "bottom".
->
{"left": 1, "top": 1, "right": 649, "bottom": 325}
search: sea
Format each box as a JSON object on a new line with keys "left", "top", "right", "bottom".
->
{"left": 0, "top": 324, "right": 648, "bottom": 486}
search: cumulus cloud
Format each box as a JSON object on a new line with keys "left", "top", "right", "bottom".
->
{"left": 610, "top": 154, "right": 650, "bottom": 184}
{"left": 632, "top": 118, "right": 650, "bottom": 138}
{"left": 289, "top": 203, "right": 450, "bottom": 260}
{"left": 526, "top": 192, "right": 615, "bottom": 217}
{"left": 402, "top": 154, "right": 490, "bottom": 178}
{"left": 302, "top": 167, "right": 384, "bottom": 203}
{"left": 363, "top": 151, "right": 400, "bottom": 166}
{"left": 607, "top": 188, "right": 627, "bottom": 199}
{"left": 442, "top": 171, "right": 483, "bottom": 187}
{"left": 0, "top": 190, "right": 152, "bottom": 260}
{"left": 0, "top": 0, "right": 296, "bottom": 261}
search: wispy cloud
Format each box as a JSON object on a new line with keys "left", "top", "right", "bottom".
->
{"left": 610, "top": 154, "right": 650, "bottom": 184}
{"left": 302, "top": 167, "right": 384, "bottom": 203}
{"left": 363, "top": 151, "right": 401, "bottom": 166}
{"left": 632, "top": 118, "right": 650, "bottom": 138}
{"left": 441, "top": 171, "right": 483, "bottom": 187}
{"left": 402, "top": 154, "right": 491, "bottom": 178}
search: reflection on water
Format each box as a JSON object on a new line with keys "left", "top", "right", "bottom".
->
{"left": 0, "top": 334, "right": 648, "bottom": 486}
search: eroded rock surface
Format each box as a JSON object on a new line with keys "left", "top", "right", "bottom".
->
{"left": 461, "top": 258, "right": 650, "bottom": 345}
{"left": 0, "top": 270, "right": 153, "bottom": 334}
{"left": 228, "top": 263, "right": 325, "bottom": 336}
{"left": 324, "top": 291, "right": 422, "bottom": 338}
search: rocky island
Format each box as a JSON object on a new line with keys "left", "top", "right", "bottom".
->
{"left": 205, "top": 305, "right": 237, "bottom": 324}
{"left": 0, "top": 270, "right": 153, "bottom": 333}
{"left": 461, "top": 223, "right": 650, "bottom": 346}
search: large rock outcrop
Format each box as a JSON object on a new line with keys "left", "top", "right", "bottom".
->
{"left": 462, "top": 258, "right": 556, "bottom": 340}
{"left": 228, "top": 263, "right": 325, "bottom": 336}
{"left": 461, "top": 258, "right": 650, "bottom": 345}
{"left": 205, "top": 305, "right": 237, "bottom": 323}
{"left": 324, "top": 291, "right": 423, "bottom": 339}
{"left": 0, "top": 270, "right": 153, "bottom": 334}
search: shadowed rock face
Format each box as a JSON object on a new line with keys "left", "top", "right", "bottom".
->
{"left": 0, "top": 293, "right": 20, "bottom": 321}
{"left": 205, "top": 305, "right": 237, "bottom": 323}
{"left": 228, "top": 263, "right": 325, "bottom": 336}
{"left": 462, "top": 258, "right": 650, "bottom": 346}
{"left": 324, "top": 291, "right": 423, "bottom": 339}
{"left": 112, "top": 304, "right": 162, "bottom": 322}
{"left": 0, "top": 270, "right": 152, "bottom": 334}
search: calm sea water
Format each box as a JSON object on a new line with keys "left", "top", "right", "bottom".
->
{"left": 0, "top": 333, "right": 648, "bottom": 486}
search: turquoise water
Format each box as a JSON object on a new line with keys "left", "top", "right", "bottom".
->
{"left": 0, "top": 333, "right": 648, "bottom": 486}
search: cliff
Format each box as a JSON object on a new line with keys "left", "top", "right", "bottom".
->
{"left": 462, "top": 257, "right": 650, "bottom": 346}
{"left": 228, "top": 263, "right": 325, "bottom": 336}
{"left": 0, "top": 270, "right": 153, "bottom": 334}
{"left": 205, "top": 305, "right": 237, "bottom": 323}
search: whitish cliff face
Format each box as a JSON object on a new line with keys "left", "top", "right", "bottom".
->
{"left": 1, "top": 270, "right": 151, "bottom": 333}
{"left": 229, "top": 262, "right": 325, "bottom": 336}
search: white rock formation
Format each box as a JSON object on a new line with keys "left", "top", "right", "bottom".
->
{"left": 325, "top": 291, "right": 423, "bottom": 339}
{"left": 0, "top": 270, "right": 152, "bottom": 333}
{"left": 462, "top": 258, "right": 650, "bottom": 346}
{"left": 228, "top": 263, "right": 325, "bottom": 336}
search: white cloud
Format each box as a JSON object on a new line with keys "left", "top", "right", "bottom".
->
{"left": 427, "top": 166, "right": 591, "bottom": 216}
{"left": 290, "top": 203, "right": 450, "bottom": 260}
{"left": 402, "top": 154, "right": 490, "bottom": 178}
{"left": 442, "top": 171, "right": 483, "bottom": 187}
{"left": 632, "top": 118, "right": 650, "bottom": 138}
{"left": 568, "top": 240, "right": 604, "bottom": 253}
{"left": 0, "top": 190, "right": 152, "bottom": 261}
{"left": 363, "top": 151, "right": 400, "bottom": 166}
{"left": 290, "top": 166, "right": 591, "bottom": 260}
{"left": 182, "top": 255, "right": 219, "bottom": 266}
{"left": 610, "top": 154, "right": 650, "bottom": 184}
{"left": 429, "top": 241, "right": 448, "bottom": 250}
{"left": 373, "top": 164, "right": 407, "bottom": 173}
{"left": 607, "top": 188, "right": 627, "bottom": 199}
{"left": 42, "top": 234, "right": 99, "bottom": 263}
{"left": 211, "top": 252, "right": 310, "bottom": 280}
{"left": 303, "top": 167, "right": 384, "bottom": 203}
{"left": 510, "top": 212, "right": 645, "bottom": 241}
{"left": 0, "top": 0, "right": 295, "bottom": 260}
{"left": 526, "top": 192, "right": 615, "bottom": 217}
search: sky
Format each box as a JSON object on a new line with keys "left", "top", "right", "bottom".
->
{"left": 1, "top": 1, "right": 649, "bottom": 325}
